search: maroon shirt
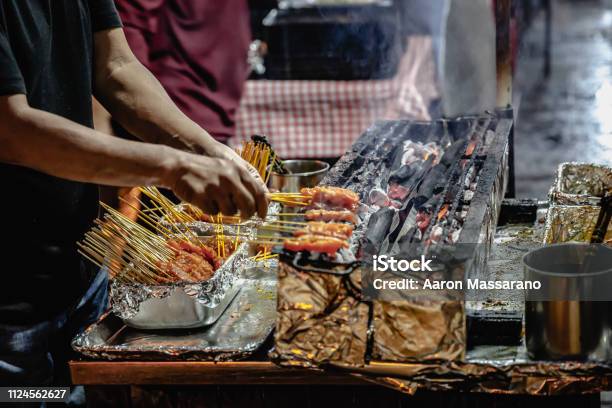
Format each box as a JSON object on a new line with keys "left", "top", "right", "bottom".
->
{"left": 115, "top": 0, "right": 251, "bottom": 142}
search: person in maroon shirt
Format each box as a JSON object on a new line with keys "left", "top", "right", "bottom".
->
{"left": 115, "top": 0, "right": 252, "bottom": 142}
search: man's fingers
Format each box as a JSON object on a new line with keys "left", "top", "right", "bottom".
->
{"left": 201, "top": 199, "right": 218, "bottom": 216}
{"left": 230, "top": 183, "right": 256, "bottom": 220}
{"left": 214, "top": 191, "right": 238, "bottom": 217}
{"left": 245, "top": 163, "right": 266, "bottom": 185}
{"left": 238, "top": 166, "right": 269, "bottom": 219}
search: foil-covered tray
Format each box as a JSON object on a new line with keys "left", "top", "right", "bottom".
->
{"left": 159, "top": 203, "right": 282, "bottom": 237}
{"left": 73, "top": 265, "right": 277, "bottom": 361}
{"left": 543, "top": 205, "right": 612, "bottom": 244}
{"left": 111, "top": 241, "right": 250, "bottom": 330}
{"left": 549, "top": 162, "right": 612, "bottom": 206}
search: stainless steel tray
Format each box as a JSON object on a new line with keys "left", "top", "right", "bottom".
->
{"left": 111, "top": 240, "right": 250, "bottom": 330}
{"left": 121, "top": 285, "right": 241, "bottom": 330}
{"left": 72, "top": 266, "right": 277, "bottom": 361}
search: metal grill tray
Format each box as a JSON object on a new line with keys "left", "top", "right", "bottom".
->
{"left": 72, "top": 267, "right": 277, "bottom": 361}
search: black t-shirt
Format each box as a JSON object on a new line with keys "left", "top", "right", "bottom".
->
{"left": 0, "top": 1, "right": 122, "bottom": 324}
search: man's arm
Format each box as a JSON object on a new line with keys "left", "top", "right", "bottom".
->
{"left": 0, "top": 94, "right": 264, "bottom": 218}
{"left": 92, "top": 28, "right": 267, "bottom": 211}
{"left": 93, "top": 28, "right": 232, "bottom": 158}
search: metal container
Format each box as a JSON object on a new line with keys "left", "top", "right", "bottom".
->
{"left": 524, "top": 244, "right": 612, "bottom": 361}
{"left": 112, "top": 241, "right": 249, "bottom": 330}
{"left": 72, "top": 264, "right": 278, "bottom": 361}
{"left": 121, "top": 285, "right": 240, "bottom": 330}
{"left": 543, "top": 205, "right": 612, "bottom": 244}
{"left": 549, "top": 162, "right": 612, "bottom": 206}
{"left": 269, "top": 159, "right": 330, "bottom": 193}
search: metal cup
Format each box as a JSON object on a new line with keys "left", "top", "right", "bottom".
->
{"left": 523, "top": 243, "right": 612, "bottom": 361}
{"left": 268, "top": 160, "right": 330, "bottom": 193}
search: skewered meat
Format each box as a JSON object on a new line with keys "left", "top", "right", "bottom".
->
{"left": 167, "top": 239, "right": 221, "bottom": 269}
{"left": 304, "top": 209, "right": 358, "bottom": 224}
{"left": 300, "top": 186, "right": 360, "bottom": 211}
{"left": 159, "top": 251, "right": 215, "bottom": 283}
{"left": 283, "top": 234, "right": 349, "bottom": 257}
{"left": 294, "top": 222, "right": 354, "bottom": 240}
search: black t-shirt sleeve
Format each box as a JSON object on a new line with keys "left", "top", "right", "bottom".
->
{"left": 89, "top": 0, "right": 123, "bottom": 32}
{"left": 0, "top": 30, "right": 26, "bottom": 96}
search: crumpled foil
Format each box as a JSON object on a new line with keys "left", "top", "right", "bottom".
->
{"left": 111, "top": 241, "right": 248, "bottom": 320}
{"left": 543, "top": 205, "right": 612, "bottom": 244}
{"left": 272, "top": 259, "right": 466, "bottom": 369}
{"left": 159, "top": 203, "right": 282, "bottom": 237}
{"left": 349, "top": 359, "right": 612, "bottom": 395}
{"left": 549, "top": 162, "right": 612, "bottom": 206}
{"left": 271, "top": 262, "right": 370, "bottom": 368}
{"left": 372, "top": 300, "right": 465, "bottom": 362}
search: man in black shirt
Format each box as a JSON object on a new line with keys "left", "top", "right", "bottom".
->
{"left": 0, "top": 0, "right": 267, "bottom": 388}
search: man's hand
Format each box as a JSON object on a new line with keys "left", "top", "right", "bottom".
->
{"left": 207, "top": 141, "right": 270, "bottom": 192}
{"left": 167, "top": 153, "right": 268, "bottom": 219}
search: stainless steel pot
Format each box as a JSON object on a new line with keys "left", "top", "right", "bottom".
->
{"left": 523, "top": 243, "right": 612, "bottom": 361}
{"left": 268, "top": 160, "right": 330, "bottom": 193}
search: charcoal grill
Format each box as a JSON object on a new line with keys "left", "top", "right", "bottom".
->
{"left": 274, "top": 109, "right": 513, "bottom": 366}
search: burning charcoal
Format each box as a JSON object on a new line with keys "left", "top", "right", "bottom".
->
{"left": 416, "top": 164, "right": 447, "bottom": 198}
{"left": 429, "top": 225, "right": 444, "bottom": 244}
{"left": 386, "top": 142, "right": 406, "bottom": 169}
{"left": 403, "top": 156, "right": 435, "bottom": 192}
{"left": 395, "top": 227, "right": 420, "bottom": 257}
{"left": 411, "top": 195, "right": 429, "bottom": 210}
{"left": 416, "top": 210, "right": 432, "bottom": 233}
{"left": 365, "top": 207, "right": 396, "bottom": 248}
{"left": 418, "top": 194, "right": 441, "bottom": 212}
{"left": 369, "top": 188, "right": 390, "bottom": 207}
{"left": 342, "top": 155, "right": 365, "bottom": 179}
{"left": 440, "top": 139, "right": 467, "bottom": 167}
{"left": 387, "top": 183, "right": 410, "bottom": 202}
{"left": 388, "top": 165, "right": 416, "bottom": 185}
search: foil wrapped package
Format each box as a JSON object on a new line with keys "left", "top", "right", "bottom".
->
{"left": 272, "top": 260, "right": 370, "bottom": 368}
{"left": 273, "top": 257, "right": 466, "bottom": 368}
{"left": 371, "top": 300, "right": 465, "bottom": 362}
{"left": 543, "top": 205, "right": 612, "bottom": 244}
{"left": 111, "top": 241, "right": 249, "bottom": 329}
{"left": 549, "top": 162, "right": 612, "bottom": 206}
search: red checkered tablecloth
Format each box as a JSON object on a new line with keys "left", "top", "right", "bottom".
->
{"left": 231, "top": 36, "right": 439, "bottom": 158}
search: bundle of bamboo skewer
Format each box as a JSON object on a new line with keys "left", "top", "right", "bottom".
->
{"left": 77, "top": 203, "right": 176, "bottom": 284}
{"left": 239, "top": 139, "right": 276, "bottom": 185}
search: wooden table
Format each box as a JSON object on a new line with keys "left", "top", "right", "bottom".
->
{"left": 70, "top": 360, "right": 603, "bottom": 408}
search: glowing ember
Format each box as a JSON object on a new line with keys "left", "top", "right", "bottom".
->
{"left": 437, "top": 204, "right": 450, "bottom": 221}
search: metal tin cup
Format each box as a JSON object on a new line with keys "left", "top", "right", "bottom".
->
{"left": 523, "top": 244, "right": 612, "bottom": 361}
{"left": 268, "top": 160, "right": 330, "bottom": 193}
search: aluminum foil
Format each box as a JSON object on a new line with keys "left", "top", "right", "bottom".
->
{"left": 272, "top": 259, "right": 466, "bottom": 369}
{"left": 549, "top": 162, "right": 612, "bottom": 206}
{"left": 371, "top": 300, "right": 465, "bottom": 362}
{"left": 72, "top": 265, "right": 278, "bottom": 361}
{"left": 543, "top": 205, "right": 612, "bottom": 244}
{"left": 271, "top": 262, "right": 370, "bottom": 368}
{"left": 159, "top": 203, "right": 282, "bottom": 237}
{"left": 110, "top": 240, "right": 249, "bottom": 328}
{"left": 341, "top": 343, "right": 612, "bottom": 395}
